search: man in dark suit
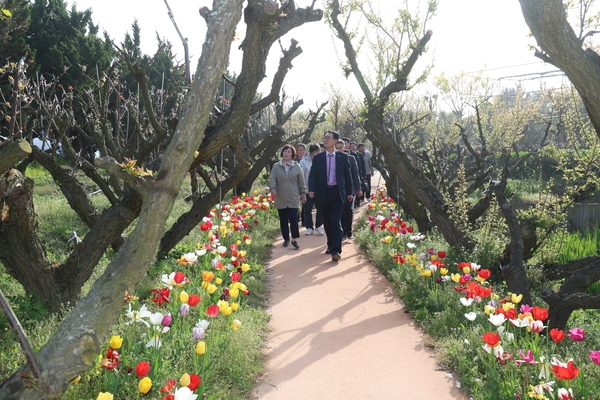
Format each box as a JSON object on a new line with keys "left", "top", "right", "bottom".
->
{"left": 308, "top": 130, "right": 354, "bottom": 261}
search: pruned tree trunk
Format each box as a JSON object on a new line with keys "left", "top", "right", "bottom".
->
{"left": 540, "top": 259, "right": 600, "bottom": 330}
{"left": 492, "top": 179, "right": 532, "bottom": 306}
{"left": 0, "top": 139, "right": 32, "bottom": 174}
{"left": 0, "top": 2, "right": 245, "bottom": 397}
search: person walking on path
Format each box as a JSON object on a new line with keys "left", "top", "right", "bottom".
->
{"left": 270, "top": 144, "right": 306, "bottom": 249}
{"left": 300, "top": 144, "right": 324, "bottom": 236}
{"left": 358, "top": 143, "right": 373, "bottom": 201}
{"left": 335, "top": 141, "right": 362, "bottom": 240}
{"left": 308, "top": 130, "right": 353, "bottom": 261}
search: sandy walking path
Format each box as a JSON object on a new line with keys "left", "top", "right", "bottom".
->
{"left": 252, "top": 205, "right": 467, "bottom": 399}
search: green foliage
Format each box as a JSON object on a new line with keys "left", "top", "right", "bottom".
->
{"left": 27, "top": 0, "right": 116, "bottom": 88}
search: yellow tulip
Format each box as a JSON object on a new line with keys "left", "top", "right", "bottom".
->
{"left": 231, "top": 319, "right": 242, "bottom": 331}
{"left": 229, "top": 288, "right": 240, "bottom": 298}
{"left": 462, "top": 266, "right": 471, "bottom": 274}
{"left": 179, "top": 291, "right": 189, "bottom": 303}
{"left": 238, "top": 250, "right": 247, "bottom": 257}
{"left": 245, "top": 239, "right": 252, "bottom": 245}
{"left": 70, "top": 375, "right": 81, "bottom": 384}
{"left": 215, "top": 277, "right": 223, "bottom": 285}
{"left": 230, "top": 282, "right": 240, "bottom": 290}
{"left": 451, "top": 273, "right": 461, "bottom": 283}
{"left": 222, "top": 307, "right": 233, "bottom": 316}
{"left": 241, "top": 263, "right": 251, "bottom": 272}
{"left": 502, "top": 302, "right": 515, "bottom": 311}
{"left": 238, "top": 283, "right": 247, "bottom": 291}
{"left": 511, "top": 293, "right": 523, "bottom": 304}
{"left": 236, "top": 240, "right": 242, "bottom": 245}
{"left": 97, "top": 393, "right": 114, "bottom": 400}
{"left": 195, "top": 341, "right": 206, "bottom": 355}
{"left": 231, "top": 302, "right": 240, "bottom": 311}
{"left": 138, "top": 377, "right": 152, "bottom": 394}
{"left": 109, "top": 335, "right": 123, "bottom": 350}
{"left": 475, "top": 276, "right": 485, "bottom": 283}
{"left": 218, "top": 300, "right": 229, "bottom": 312}
{"left": 440, "top": 268, "right": 448, "bottom": 275}
{"left": 180, "top": 373, "right": 191, "bottom": 387}
{"left": 207, "top": 284, "right": 217, "bottom": 294}
{"left": 484, "top": 305, "right": 496, "bottom": 315}
{"left": 430, "top": 255, "right": 438, "bottom": 261}
{"left": 420, "top": 270, "right": 432, "bottom": 277}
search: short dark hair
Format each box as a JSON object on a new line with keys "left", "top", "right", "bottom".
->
{"left": 335, "top": 140, "right": 345, "bottom": 148}
{"left": 357, "top": 143, "right": 365, "bottom": 148}
{"left": 280, "top": 143, "right": 297, "bottom": 158}
{"left": 296, "top": 143, "right": 306, "bottom": 150}
{"left": 319, "top": 143, "right": 325, "bottom": 148}
{"left": 325, "top": 130, "right": 340, "bottom": 141}
{"left": 350, "top": 141, "right": 357, "bottom": 145}
{"left": 342, "top": 137, "right": 351, "bottom": 142}
{"left": 308, "top": 143, "right": 320, "bottom": 153}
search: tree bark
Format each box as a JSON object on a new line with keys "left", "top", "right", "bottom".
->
{"left": 518, "top": 0, "right": 600, "bottom": 139}
{"left": 493, "top": 179, "right": 532, "bottom": 306}
{"left": 0, "top": 1, "right": 245, "bottom": 397}
{"left": 0, "top": 139, "right": 32, "bottom": 174}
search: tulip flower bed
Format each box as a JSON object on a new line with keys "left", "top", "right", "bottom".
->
{"left": 355, "top": 187, "right": 600, "bottom": 400}
{"left": 58, "top": 190, "right": 279, "bottom": 400}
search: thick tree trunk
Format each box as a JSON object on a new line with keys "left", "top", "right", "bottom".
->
{"left": 0, "top": 170, "right": 63, "bottom": 311}
{"left": 0, "top": 2, "right": 245, "bottom": 397}
{"left": 518, "top": 0, "right": 600, "bottom": 139}
{"left": 493, "top": 179, "right": 532, "bottom": 306}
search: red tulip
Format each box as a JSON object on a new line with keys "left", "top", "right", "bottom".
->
{"left": 136, "top": 361, "right": 151, "bottom": 377}
{"left": 551, "top": 358, "right": 579, "bottom": 380}
{"left": 173, "top": 272, "right": 186, "bottom": 284}
{"left": 188, "top": 294, "right": 201, "bottom": 307}
{"left": 477, "top": 269, "right": 491, "bottom": 280}
{"left": 482, "top": 332, "right": 501, "bottom": 347}
{"left": 188, "top": 374, "right": 201, "bottom": 390}
{"left": 532, "top": 306, "right": 549, "bottom": 321}
{"left": 437, "top": 251, "right": 446, "bottom": 258}
{"left": 206, "top": 304, "right": 220, "bottom": 317}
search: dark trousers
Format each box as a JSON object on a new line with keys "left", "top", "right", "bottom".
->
{"left": 342, "top": 200, "right": 353, "bottom": 237}
{"left": 364, "top": 174, "right": 372, "bottom": 200}
{"left": 303, "top": 195, "right": 323, "bottom": 229}
{"left": 319, "top": 186, "right": 344, "bottom": 254}
{"left": 277, "top": 207, "right": 300, "bottom": 242}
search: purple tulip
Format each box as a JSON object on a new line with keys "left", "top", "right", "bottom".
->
{"left": 568, "top": 327, "right": 585, "bottom": 342}
{"left": 590, "top": 350, "right": 600, "bottom": 365}
{"left": 180, "top": 303, "right": 190, "bottom": 317}
{"left": 192, "top": 327, "right": 205, "bottom": 341}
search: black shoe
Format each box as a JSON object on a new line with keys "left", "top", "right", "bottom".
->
{"left": 331, "top": 253, "right": 341, "bottom": 261}
{"left": 291, "top": 240, "right": 300, "bottom": 249}
{"left": 325, "top": 247, "right": 332, "bottom": 254}
{"left": 283, "top": 240, "right": 289, "bottom": 247}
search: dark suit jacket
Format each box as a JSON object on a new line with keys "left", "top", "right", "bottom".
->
{"left": 308, "top": 150, "right": 353, "bottom": 207}
{"left": 347, "top": 153, "right": 360, "bottom": 194}
{"left": 353, "top": 151, "right": 367, "bottom": 178}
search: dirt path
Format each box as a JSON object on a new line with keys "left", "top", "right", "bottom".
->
{"left": 251, "top": 200, "right": 468, "bottom": 399}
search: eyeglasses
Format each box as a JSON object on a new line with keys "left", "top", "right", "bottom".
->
{"left": 323, "top": 136, "right": 333, "bottom": 140}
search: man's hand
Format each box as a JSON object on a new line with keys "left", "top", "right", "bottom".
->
{"left": 356, "top": 190, "right": 363, "bottom": 197}
{"left": 308, "top": 191, "right": 315, "bottom": 198}
{"left": 347, "top": 195, "right": 354, "bottom": 202}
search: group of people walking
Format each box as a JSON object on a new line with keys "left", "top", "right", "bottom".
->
{"left": 269, "top": 130, "right": 373, "bottom": 261}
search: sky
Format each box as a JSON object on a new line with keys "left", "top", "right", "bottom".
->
{"left": 65, "top": 0, "right": 566, "bottom": 107}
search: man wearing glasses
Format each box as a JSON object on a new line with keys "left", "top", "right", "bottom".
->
{"left": 308, "top": 130, "right": 354, "bottom": 261}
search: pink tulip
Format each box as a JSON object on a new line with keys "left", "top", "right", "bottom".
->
{"left": 590, "top": 350, "right": 600, "bottom": 365}
{"left": 568, "top": 327, "right": 585, "bottom": 342}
